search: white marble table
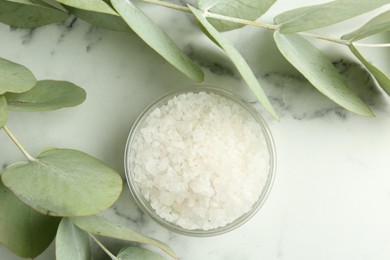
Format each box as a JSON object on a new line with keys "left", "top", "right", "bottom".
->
{"left": 1, "top": 1, "right": 390, "bottom": 259}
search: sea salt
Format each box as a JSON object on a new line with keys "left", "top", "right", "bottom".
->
{"left": 129, "top": 91, "right": 270, "bottom": 230}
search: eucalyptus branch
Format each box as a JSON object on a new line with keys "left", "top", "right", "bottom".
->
{"left": 2, "top": 126, "right": 37, "bottom": 162}
{"left": 90, "top": 234, "right": 118, "bottom": 260}
{"left": 139, "top": 0, "right": 278, "bottom": 30}
{"left": 138, "top": 0, "right": 390, "bottom": 48}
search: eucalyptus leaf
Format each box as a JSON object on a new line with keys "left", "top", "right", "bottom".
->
{"left": 195, "top": 19, "right": 221, "bottom": 48}
{"left": 0, "top": 57, "right": 37, "bottom": 95}
{"left": 57, "top": 0, "right": 118, "bottom": 14}
{"left": 111, "top": 0, "right": 204, "bottom": 82}
{"left": 30, "top": 0, "right": 68, "bottom": 11}
{"left": 0, "top": 180, "right": 60, "bottom": 258}
{"left": 198, "top": 0, "right": 275, "bottom": 31}
{"left": 189, "top": 6, "right": 279, "bottom": 119}
{"left": 1, "top": 148, "right": 123, "bottom": 217}
{"left": 56, "top": 0, "right": 129, "bottom": 31}
{"left": 274, "top": 0, "right": 390, "bottom": 34}
{"left": 70, "top": 215, "right": 177, "bottom": 259}
{"left": 342, "top": 10, "right": 390, "bottom": 41}
{"left": 0, "top": 0, "right": 69, "bottom": 28}
{"left": 56, "top": 218, "right": 91, "bottom": 260}
{"left": 5, "top": 80, "right": 86, "bottom": 112}
{"left": 67, "top": 8, "right": 129, "bottom": 31}
{"left": 0, "top": 96, "right": 7, "bottom": 127}
{"left": 117, "top": 246, "right": 165, "bottom": 260}
{"left": 273, "top": 31, "right": 373, "bottom": 116}
{"left": 349, "top": 44, "right": 390, "bottom": 96}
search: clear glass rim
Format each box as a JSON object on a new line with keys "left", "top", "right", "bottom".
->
{"left": 124, "top": 86, "right": 277, "bottom": 237}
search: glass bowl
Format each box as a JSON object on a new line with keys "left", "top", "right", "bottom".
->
{"left": 124, "top": 86, "right": 276, "bottom": 236}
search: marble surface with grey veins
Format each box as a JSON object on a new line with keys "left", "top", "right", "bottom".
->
{"left": 1, "top": 0, "right": 390, "bottom": 259}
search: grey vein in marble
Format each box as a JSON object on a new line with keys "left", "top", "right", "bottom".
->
{"left": 55, "top": 16, "right": 78, "bottom": 45}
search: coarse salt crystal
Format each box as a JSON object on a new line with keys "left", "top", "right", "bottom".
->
{"left": 129, "top": 91, "right": 270, "bottom": 230}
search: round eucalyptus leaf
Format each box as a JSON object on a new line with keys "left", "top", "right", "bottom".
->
{"left": 1, "top": 148, "right": 123, "bottom": 217}
{"left": 117, "top": 246, "right": 165, "bottom": 260}
{"left": 70, "top": 215, "right": 177, "bottom": 259}
{"left": 0, "top": 96, "right": 7, "bottom": 127}
{"left": 0, "top": 181, "right": 60, "bottom": 258}
{"left": 57, "top": 0, "right": 129, "bottom": 31}
{"left": 0, "top": 57, "right": 37, "bottom": 95}
{"left": 56, "top": 218, "right": 91, "bottom": 260}
{"left": 0, "top": 0, "right": 69, "bottom": 28}
{"left": 5, "top": 80, "right": 86, "bottom": 112}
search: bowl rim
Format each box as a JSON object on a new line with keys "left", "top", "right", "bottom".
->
{"left": 124, "top": 86, "right": 277, "bottom": 237}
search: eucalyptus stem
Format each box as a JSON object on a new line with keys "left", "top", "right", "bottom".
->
{"left": 204, "top": 11, "right": 279, "bottom": 30}
{"left": 2, "top": 126, "right": 36, "bottom": 162}
{"left": 138, "top": 0, "right": 355, "bottom": 46}
{"left": 299, "top": 32, "right": 350, "bottom": 45}
{"left": 139, "top": 0, "right": 390, "bottom": 49}
{"left": 90, "top": 234, "right": 118, "bottom": 260}
{"left": 139, "top": 0, "right": 279, "bottom": 30}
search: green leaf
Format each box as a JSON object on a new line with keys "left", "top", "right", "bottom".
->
{"left": 117, "top": 246, "right": 165, "bottom": 260}
{"left": 56, "top": 218, "right": 91, "bottom": 260}
{"left": 0, "top": 96, "right": 7, "bottom": 127}
{"left": 57, "top": 0, "right": 118, "bottom": 15}
{"left": 5, "top": 80, "right": 86, "bottom": 112}
{"left": 273, "top": 31, "right": 373, "bottom": 116}
{"left": 342, "top": 10, "right": 390, "bottom": 41}
{"left": 30, "top": 0, "right": 68, "bottom": 11}
{"left": 56, "top": 0, "right": 130, "bottom": 31}
{"left": 1, "top": 148, "right": 123, "bottom": 217}
{"left": 66, "top": 8, "right": 129, "bottom": 31}
{"left": 189, "top": 6, "right": 278, "bottom": 119}
{"left": 274, "top": 0, "right": 390, "bottom": 34}
{"left": 111, "top": 0, "right": 204, "bottom": 82}
{"left": 0, "top": 180, "right": 60, "bottom": 258}
{"left": 195, "top": 19, "right": 221, "bottom": 48}
{"left": 0, "top": 0, "right": 69, "bottom": 28}
{"left": 70, "top": 215, "right": 177, "bottom": 259}
{"left": 349, "top": 44, "right": 390, "bottom": 96}
{"left": 198, "top": 0, "right": 275, "bottom": 31}
{"left": 0, "top": 57, "right": 37, "bottom": 95}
